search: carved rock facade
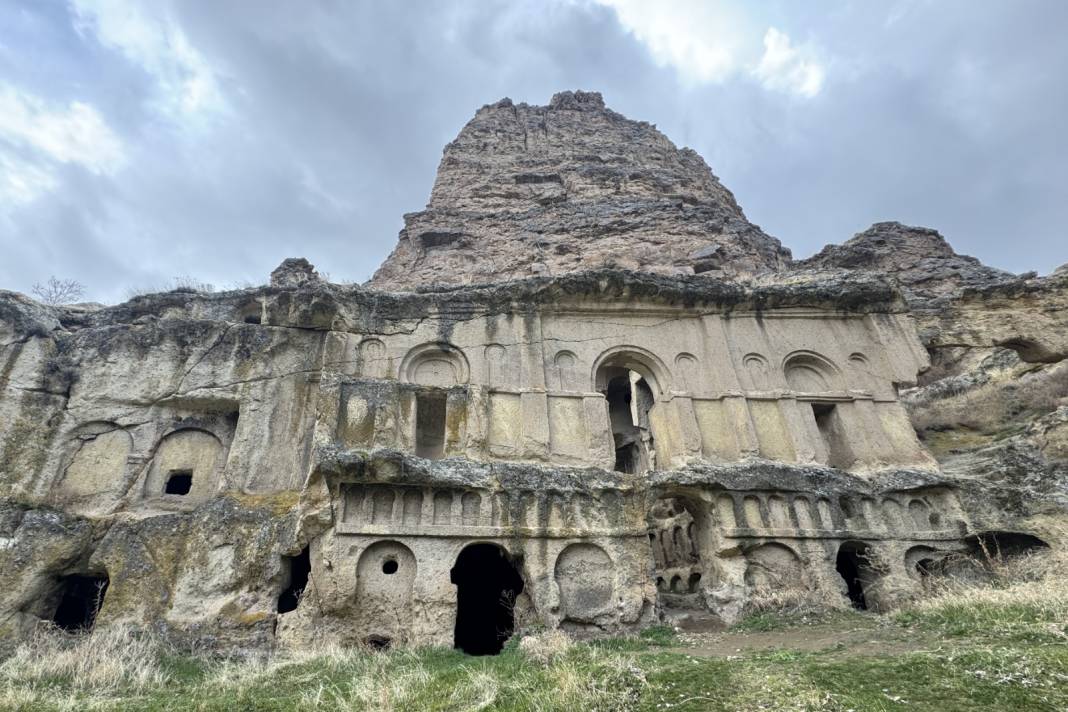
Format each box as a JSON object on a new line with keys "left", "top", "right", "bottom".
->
{"left": 1, "top": 93, "right": 1060, "bottom": 654}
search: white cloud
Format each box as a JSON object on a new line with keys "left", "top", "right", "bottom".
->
{"left": 589, "top": 1, "right": 825, "bottom": 97}
{"left": 590, "top": 0, "right": 750, "bottom": 83}
{"left": 0, "top": 85, "right": 125, "bottom": 207}
{"left": 70, "top": 0, "right": 224, "bottom": 119}
{"left": 753, "top": 27, "right": 825, "bottom": 98}
{"left": 0, "top": 86, "right": 125, "bottom": 172}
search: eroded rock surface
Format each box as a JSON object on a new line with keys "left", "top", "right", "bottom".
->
{"left": 796, "top": 221, "right": 1018, "bottom": 313}
{"left": 370, "top": 91, "right": 789, "bottom": 290}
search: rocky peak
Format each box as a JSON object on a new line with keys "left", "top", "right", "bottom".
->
{"left": 270, "top": 258, "right": 322, "bottom": 288}
{"left": 796, "top": 221, "right": 1017, "bottom": 310}
{"left": 369, "top": 91, "right": 789, "bottom": 291}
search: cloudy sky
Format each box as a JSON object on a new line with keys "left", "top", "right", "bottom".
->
{"left": 1, "top": 1, "right": 1065, "bottom": 302}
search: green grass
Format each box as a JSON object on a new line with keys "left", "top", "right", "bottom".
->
{"left": 731, "top": 607, "right": 868, "bottom": 633}
{"left": 3, "top": 588, "right": 1067, "bottom": 712}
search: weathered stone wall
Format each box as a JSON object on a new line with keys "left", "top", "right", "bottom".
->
{"left": 0, "top": 268, "right": 973, "bottom": 650}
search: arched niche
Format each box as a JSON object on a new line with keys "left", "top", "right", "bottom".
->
{"left": 743, "top": 542, "right": 803, "bottom": 589}
{"left": 674, "top": 353, "right": 699, "bottom": 392}
{"left": 783, "top": 351, "right": 842, "bottom": 393}
{"left": 554, "top": 543, "right": 614, "bottom": 623}
{"left": 552, "top": 350, "right": 579, "bottom": 392}
{"left": 847, "top": 352, "right": 877, "bottom": 391}
{"left": 358, "top": 338, "right": 388, "bottom": 379}
{"left": 904, "top": 545, "right": 943, "bottom": 581}
{"left": 58, "top": 422, "right": 132, "bottom": 500}
{"left": 647, "top": 494, "right": 708, "bottom": 607}
{"left": 143, "top": 428, "right": 223, "bottom": 503}
{"left": 355, "top": 540, "right": 417, "bottom": 648}
{"left": 400, "top": 342, "right": 470, "bottom": 387}
{"left": 742, "top": 353, "right": 771, "bottom": 390}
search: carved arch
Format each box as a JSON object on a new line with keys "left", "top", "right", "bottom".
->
{"left": 783, "top": 351, "right": 842, "bottom": 392}
{"left": 400, "top": 342, "right": 470, "bottom": 386}
{"left": 591, "top": 345, "right": 671, "bottom": 395}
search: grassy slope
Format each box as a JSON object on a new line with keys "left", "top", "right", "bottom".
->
{"left": 3, "top": 564, "right": 1067, "bottom": 712}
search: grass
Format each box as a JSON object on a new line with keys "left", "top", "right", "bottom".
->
{"left": 2, "top": 551, "right": 1066, "bottom": 711}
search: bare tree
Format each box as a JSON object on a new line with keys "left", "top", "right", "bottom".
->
{"left": 31, "top": 276, "right": 86, "bottom": 306}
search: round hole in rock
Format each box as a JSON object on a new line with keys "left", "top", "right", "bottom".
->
{"left": 382, "top": 559, "right": 399, "bottom": 575}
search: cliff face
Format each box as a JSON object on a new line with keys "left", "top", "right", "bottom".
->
{"left": 802, "top": 222, "right": 1068, "bottom": 532}
{"left": 369, "top": 91, "right": 789, "bottom": 290}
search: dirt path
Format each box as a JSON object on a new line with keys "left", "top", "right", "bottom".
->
{"left": 665, "top": 617, "right": 941, "bottom": 659}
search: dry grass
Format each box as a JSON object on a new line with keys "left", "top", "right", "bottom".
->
{"left": 897, "top": 545, "right": 1068, "bottom": 639}
{"left": 909, "top": 361, "right": 1068, "bottom": 439}
{"left": 0, "top": 623, "right": 168, "bottom": 697}
{"left": 519, "top": 629, "right": 573, "bottom": 665}
{"left": 0, "top": 626, "right": 644, "bottom": 711}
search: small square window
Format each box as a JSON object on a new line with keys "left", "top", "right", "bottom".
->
{"left": 165, "top": 470, "right": 193, "bottom": 496}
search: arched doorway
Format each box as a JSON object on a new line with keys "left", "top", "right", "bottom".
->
{"left": 594, "top": 349, "right": 667, "bottom": 474}
{"left": 836, "top": 541, "right": 875, "bottom": 610}
{"left": 450, "top": 543, "right": 524, "bottom": 655}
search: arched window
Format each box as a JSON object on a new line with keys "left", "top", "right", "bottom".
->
{"left": 592, "top": 347, "right": 669, "bottom": 474}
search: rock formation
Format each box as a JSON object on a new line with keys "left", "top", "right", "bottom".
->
{"left": 796, "top": 221, "right": 1018, "bottom": 312}
{"left": 370, "top": 91, "right": 789, "bottom": 289}
{"left": 1, "top": 91, "right": 1063, "bottom": 656}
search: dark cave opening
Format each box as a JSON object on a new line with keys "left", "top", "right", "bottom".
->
{"left": 51, "top": 574, "right": 109, "bottom": 632}
{"left": 277, "top": 546, "right": 311, "bottom": 614}
{"left": 164, "top": 470, "right": 193, "bottom": 495}
{"left": 450, "top": 543, "right": 524, "bottom": 656}
{"left": 835, "top": 542, "right": 870, "bottom": 610}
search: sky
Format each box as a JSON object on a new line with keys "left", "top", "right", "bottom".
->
{"left": 1, "top": 0, "right": 1066, "bottom": 303}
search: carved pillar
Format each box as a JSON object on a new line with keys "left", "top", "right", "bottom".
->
{"left": 583, "top": 393, "right": 613, "bottom": 468}
{"left": 722, "top": 394, "right": 759, "bottom": 457}
{"left": 519, "top": 312, "right": 551, "bottom": 460}
{"left": 780, "top": 397, "right": 823, "bottom": 464}
{"left": 670, "top": 395, "right": 703, "bottom": 460}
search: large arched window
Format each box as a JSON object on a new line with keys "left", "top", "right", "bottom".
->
{"left": 592, "top": 347, "right": 669, "bottom": 474}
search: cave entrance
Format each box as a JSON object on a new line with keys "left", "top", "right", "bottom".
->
{"left": 450, "top": 543, "right": 524, "bottom": 655}
{"left": 415, "top": 391, "right": 447, "bottom": 460}
{"left": 51, "top": 574, "right": 109, "bottom": 632}
{"left": 835, "top": 541, "right": 872, "bottom": 610}
{"left": 600, "top": 367, "right": 657, "bottom": 473}
{"left": 966, "top": 531, "right": 1049, "bottom": 560}
{"left": 277, "top": 546, "right": 311, "bottom": 614}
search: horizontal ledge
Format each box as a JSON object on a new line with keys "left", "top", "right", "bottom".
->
{"left": 336, "top": 524, "right": 648, "bottom": 538}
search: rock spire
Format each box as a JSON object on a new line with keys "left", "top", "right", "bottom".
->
{"left": 369, "top": 90, "right": 789, "bottom": 290}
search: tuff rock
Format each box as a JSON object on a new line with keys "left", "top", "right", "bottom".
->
{"left": 1, "top": 91, "right": 1064, "bottom": 655}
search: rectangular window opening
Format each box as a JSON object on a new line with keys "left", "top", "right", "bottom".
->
{"left": 415, "top": 391, "right": 447, "bottom": 460}
{"left": 810, "top": 403, "right": 853, "bottom": 469}
{"left": 165, "top": 469, "right": 193, "bottom": 496}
